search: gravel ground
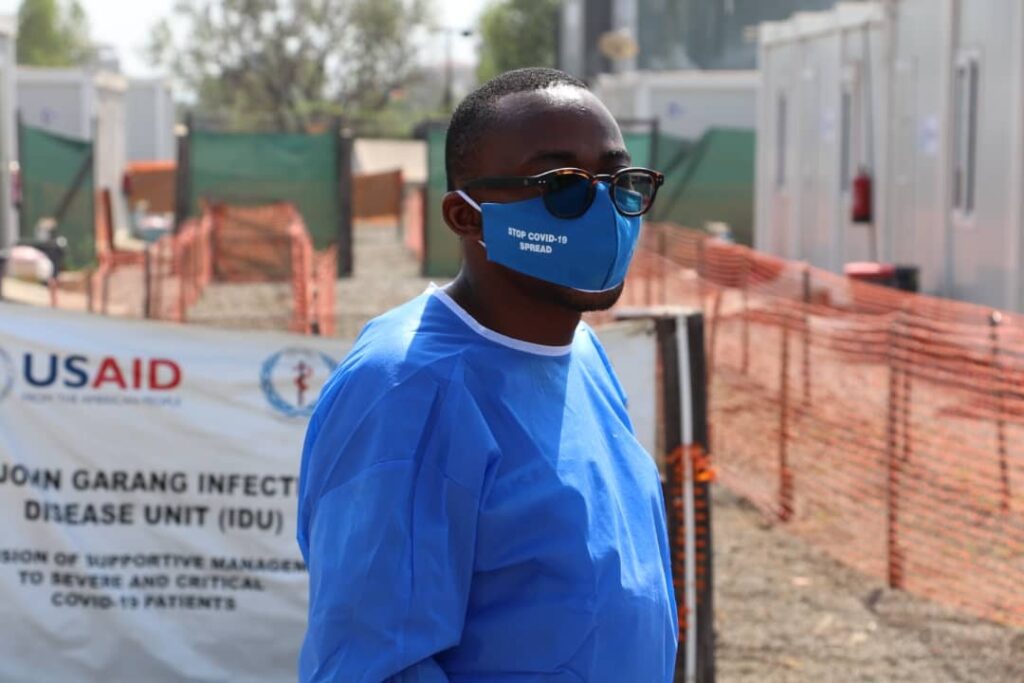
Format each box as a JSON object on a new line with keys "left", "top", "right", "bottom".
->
{"left": 332, "top": 224, "right": 437, "bottom": 338}
{"left": 714, "top": 487, "right": 1024, "bottom": 682}
{"left": 185, "top": 224, "right": 438, "bottom": 337}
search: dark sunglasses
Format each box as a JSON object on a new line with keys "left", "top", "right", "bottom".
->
{"left": 461, "top": 167, "right": 665, "bottom": 219}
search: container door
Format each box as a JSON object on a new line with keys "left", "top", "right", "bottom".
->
{"left": 891, "top": 59, "right": 918, "bottom": 267}
{"left": 798, "top": 61, "right": 820, "bottom": 264}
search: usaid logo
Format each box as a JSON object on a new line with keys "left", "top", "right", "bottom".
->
{"left": 260, "top": 348, "right": 336, "bottom": 418}
{"left": 0, "top": 347, "right": 13, "bottom": 403}
{"left": 0, "top": 349, "right": 183, "bottom": 407}
{"left": 20, "top": 354, "right": 181, "bottom": 391}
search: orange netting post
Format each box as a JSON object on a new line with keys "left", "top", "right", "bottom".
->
{"left": 666, "top": 445, "right": 687, "bottom": 638}
{"left": 314, "top": 246, "right": 338, "bottom": 336}
{"left": 173, "top": 224, "right": 190, "bottom": 322}
{"left": 197, "top": 211, "right": 214, "bottom": 293}
{"left": 990, "top": 312, "right": 1011, "bottom": 513}
{"left": 885, "top": 310, "right": 906, "bottom": 590}
{"left": 287, "top": 210, "right": 314, "bottom": 335}
{"left": 777, "top": 307, "right": 794, "bottom": 523}
{"left": 691, "top": 441, "right": 716, "bottom": 680}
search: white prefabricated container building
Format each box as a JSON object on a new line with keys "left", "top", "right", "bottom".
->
{"left": 595, "top": 70, "right": 758, "bottom": 140}
{"left": 756, "top": 3, "right": 889, "bottom": 275}
{"left": 887, "top": 0, "right": 1024, "bottom": 310}
{"left": 757, "top": 0, "right": 1024, "bottom": 311}
{"left": 126, "top": 78, "right": 176, "bottom": 161}
{"left": 0, "top": 17, "right": 16, "bottom": 252}
{"left": 17, "top": 67, "right": 129, "bottom": 233}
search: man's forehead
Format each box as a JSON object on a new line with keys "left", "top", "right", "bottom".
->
{"left": 476, "top": 87, "right": 625, "bottom": 171}
{"left": 498, "top": 84, "right": 596, "bottom": 112}
{"left": 491, "top": 86, "right": 613, "bottom": 127}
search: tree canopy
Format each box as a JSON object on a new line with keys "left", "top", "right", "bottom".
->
{"left": 148, "top": 0, "right": 433, "bottom": 130}
{"left": 476, "top": 0, "right": 559, "bottom": 83}
{"left": 17, "top": 0, "right": 93, "bottom": 67}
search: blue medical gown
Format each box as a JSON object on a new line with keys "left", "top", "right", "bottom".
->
{"left": 297, "top": 289, "right": 677, "bottom": 682}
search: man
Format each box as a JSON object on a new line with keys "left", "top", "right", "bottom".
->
{"left": 297, "top": 68, "right": 677, "bottom": 682}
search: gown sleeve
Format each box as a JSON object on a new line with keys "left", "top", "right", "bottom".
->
{"left": 296, "top": 367, "right": 494, "bottom": 683}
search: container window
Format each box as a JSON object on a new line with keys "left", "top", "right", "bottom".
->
{"left": 840, "top": 89, "right": 853, "bottom": 190}
{"left": 776, "top": 94, "right": 787, "bottom": 189}
{"left": 953, "top": 55, "right": 980, "bottom": 217}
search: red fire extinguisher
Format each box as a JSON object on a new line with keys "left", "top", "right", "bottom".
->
{"left": 851, "top": 167, "right": 873, "bottom": 223}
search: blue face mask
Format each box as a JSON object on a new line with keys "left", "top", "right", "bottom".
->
{"left": 457, "top": 183, "right": 643, "bottom": 293}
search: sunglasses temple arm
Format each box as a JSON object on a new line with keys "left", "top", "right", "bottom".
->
{"left": 455, "top": 190, "right": 482, "bottom": 212}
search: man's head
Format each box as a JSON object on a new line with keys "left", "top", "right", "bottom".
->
{"left": 442, "top": 67, "right": 632, "bottom": 313}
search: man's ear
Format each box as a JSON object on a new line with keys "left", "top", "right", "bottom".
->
{"left": 442, "top": 192, "right": 482, "bottom": 239}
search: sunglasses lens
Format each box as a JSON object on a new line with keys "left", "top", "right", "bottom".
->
{"left": 614, "top": 171, "right": 656, "bottom": 215}
{"left": 544, "top": 173, "right": 592, "bottom": 218}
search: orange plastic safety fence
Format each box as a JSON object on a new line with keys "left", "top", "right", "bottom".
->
{"left": 314, "top": 246, "right": 338, "bottom": 336}
{"left": 619, "top": 223, "right": 1024, "bottom": 628}
{"left": 37, "top": 201, "right": 336, "bottom": 335}
{"left": 209, "top": 202, "right": 301, "bottom": 284}
{"left": 139, "top": 215, "right": 213, "bottom": 322}
{"left": 664, "top": 443, "right": 716, "bottom": 640}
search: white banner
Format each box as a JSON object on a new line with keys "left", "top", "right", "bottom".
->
{"left": 0, "top": 304, "right": 657, "bottom": 682}
{"left": 0, "top": 303, "right": 349, "bottom": 682}
{"left": 596, "top": 319, "right": 658, "bottom": 463}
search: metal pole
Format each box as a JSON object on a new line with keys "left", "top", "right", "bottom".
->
{"left": 16, "top": 110, "right": 25, "bottom": 242}
{"left": 173, "top": 113, "right": 193, "bottom": 234}
{"left": 683, "top": 313, "right": 715, "bottom": 683}
{"left": 659, "top": 228, "right": 667, "bottom": 305}
{"left": 143, "top": 247, "right": 152, "bottom": 319}
{"left": 654, "top": 316, "right": 687, "bottom": 683}
{"left": 335, "top": 119, "right": 354, "bottom": 277}
{"left": 443, "top": 30, "right": 454, "bottom": 111}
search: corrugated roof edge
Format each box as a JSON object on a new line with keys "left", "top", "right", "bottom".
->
{"left": 759, "top": 2, "right": 886, "bottom": 46}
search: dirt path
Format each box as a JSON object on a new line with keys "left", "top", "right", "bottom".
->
{"left": 713, "top": 488, "right": 1023, "bottom": 682}
{"left": 183, "top": 224, "right": 436, "bottom": 335}
{"left": 332, "top": 224, "right": 436, "bottom": 338}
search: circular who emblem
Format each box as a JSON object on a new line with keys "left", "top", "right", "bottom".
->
{"left": 260, "top": 347, "right": 337, "bottom": 418}
{"left": 0, "top": 347, "right": 13, "bottom": 403}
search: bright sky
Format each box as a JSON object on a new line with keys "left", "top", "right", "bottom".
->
{"left": 0, "top": 0, "right": 489, "bottom": 76}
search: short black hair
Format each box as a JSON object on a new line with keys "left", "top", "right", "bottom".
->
{"left": 445, "top": 67, "right": 588, "bottom": 191}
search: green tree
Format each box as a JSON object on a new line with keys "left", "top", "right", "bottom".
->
{"left": 148, "top": 0, "right": 432, "bottom": 130}
{"left": 17, "top": 0, "right": 93, "bottom": 67}
{"left": 476, "top": 0, "right": 559, "bottom": 83}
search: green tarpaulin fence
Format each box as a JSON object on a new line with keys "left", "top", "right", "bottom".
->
{"left": 651, "top": 128, "right": 756, "bottom": 246}
{"left": 423, "top": 126, "right": 459, "bottom": 277}
{"left": 623, "top": 131, "right": 655, "bottom": 169}
{"left": 186, "top": 129, "right": 341, "bottom": 250}
{"left": 19, "top": 123, "right": 95, "bottom": 269}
